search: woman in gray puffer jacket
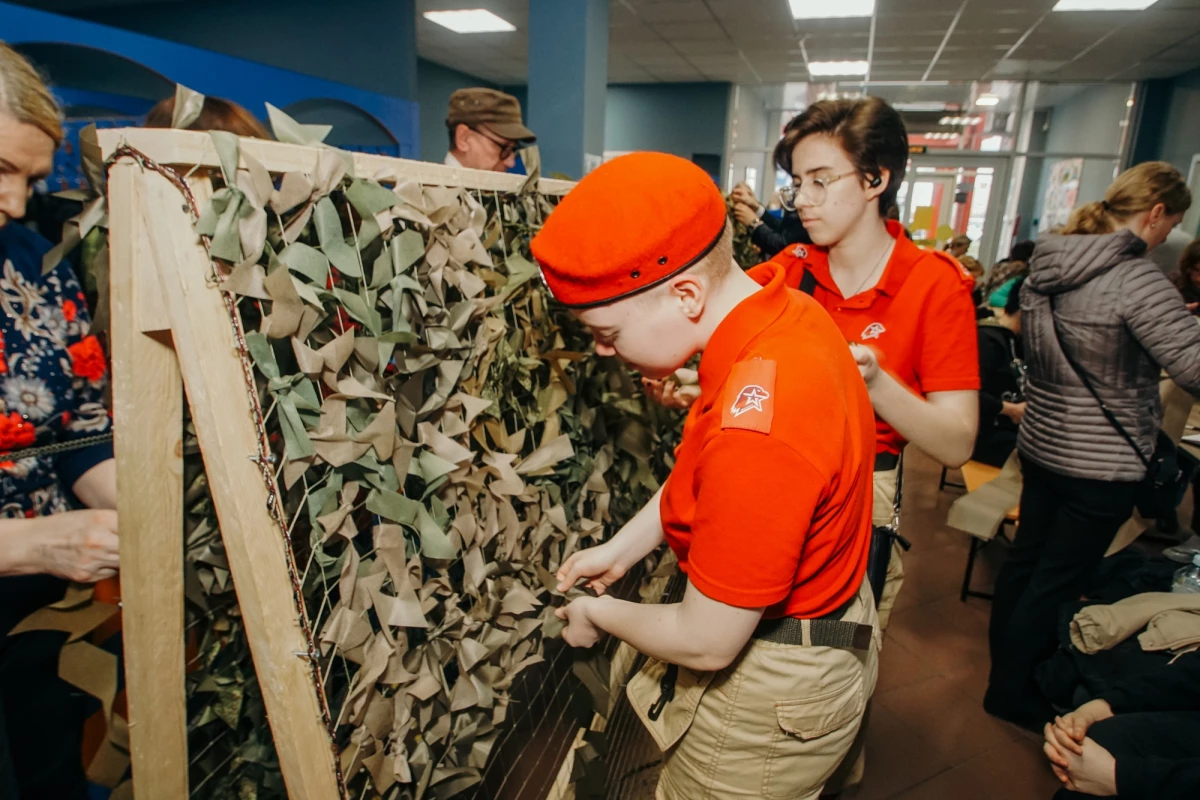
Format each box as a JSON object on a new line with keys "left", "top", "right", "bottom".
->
{"left": 986, "top": 161, "right": 1199, "bottom": 731}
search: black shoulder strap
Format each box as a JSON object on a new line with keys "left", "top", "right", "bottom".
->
{"left": 1048, "top": 295, "right": 1150, "bottom": 469}
{"left": 798, "top": 268, "right": 817, "bottom": 297}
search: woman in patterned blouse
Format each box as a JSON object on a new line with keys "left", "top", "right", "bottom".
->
{"left": 0, "top": 43, "right": 118, "bottom": 799}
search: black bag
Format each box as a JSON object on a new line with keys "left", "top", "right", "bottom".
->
{"left": 1048, "top": 297, "right": 1192, "bottom": 519}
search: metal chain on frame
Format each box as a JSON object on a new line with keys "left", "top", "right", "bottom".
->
{"left": 103, "top": 145, "right": 350, "bottom": 798}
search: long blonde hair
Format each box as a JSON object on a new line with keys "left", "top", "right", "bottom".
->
{"left": 0, "top": 41, "right": 63, "bottom": 147}
{"left": 1063, "top": 161, "right": 1191, "bottom": 235}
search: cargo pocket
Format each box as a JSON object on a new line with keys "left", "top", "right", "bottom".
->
{"left": 762, "top": 671, "right": 866, "bottom": 799}
{"left": 627, "top": 659, "right": 715, "bottom": 752}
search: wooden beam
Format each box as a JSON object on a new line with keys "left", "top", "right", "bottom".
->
{"left": 132, "top": 167, "right": 343, "bottom": 799}
{"left": 95, "top": 128, "right": 574, "bottom": 196}
{"left": 108, "top": 162, "right": 188, "bottom": 797}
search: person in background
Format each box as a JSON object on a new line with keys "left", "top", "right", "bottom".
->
{"left": 1168, "top": 237, "right": 1200, "bottom": 310}
{"left": 979, "top": 239, "right": 1036, "bottom": 302}
{"left": 444, "top": 88, "right": 536, "bottom": 173}
{"left": 144, "top": 94, "right": 271, "bottom": 139}
{"left": 0, "top": 41, "right": 119, "bottom": 799}
{"left": 973, "top": 276, "right": 1026, "bottom": 467}
{"left": 945, "top": 234, "right": 972, "bottom": 259}
{"left": 1042, "top": 652, "right": 1200, "bottom": 799}
{"left": 986, "top": 161, "right": 1200, "bottom": 732}
{"left": 1149, "top": 224, "right": 1194, "bottom": 276}
{"left": 960, "top": 255, "right": 985, "bottom": 283}
{"left": 730, "top": 182, "right": 811, "bottom": 258}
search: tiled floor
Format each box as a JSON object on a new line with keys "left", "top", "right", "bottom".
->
{"left": 846, "top": 449, "right": 1063, "bottom": 800}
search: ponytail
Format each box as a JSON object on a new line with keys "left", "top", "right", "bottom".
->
{"left": 1063, "top": 161, "right": 1191, "bottom": 236}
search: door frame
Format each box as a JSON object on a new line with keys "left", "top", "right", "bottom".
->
{"left": 907, "top": 153, "right": 1012, "bottom": 266}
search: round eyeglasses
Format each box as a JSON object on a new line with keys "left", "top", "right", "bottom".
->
{"left": 780, "top": 171, "right": 859, "bottom": 211}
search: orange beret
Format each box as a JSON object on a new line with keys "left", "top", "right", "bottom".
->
{"left": 531, "top": 152, "right": 727, "bottom": 309}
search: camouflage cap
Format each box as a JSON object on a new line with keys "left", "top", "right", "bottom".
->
{"left": 447, "top": 88, "right": 537, "bottom": 144}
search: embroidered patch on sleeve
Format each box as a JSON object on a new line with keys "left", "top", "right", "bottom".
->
{"left": 721, "top": 359, "right": 776, "bottom": 434}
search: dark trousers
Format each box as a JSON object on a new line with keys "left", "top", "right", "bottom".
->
{"left": 986, "top": 456, "right": 1138, "bottom": 727}
{"left": 1053, "top": 712, "right": 1200, "bottom": 799}
{"left": 0, "top": 631, "right": 88, "bottom": 800}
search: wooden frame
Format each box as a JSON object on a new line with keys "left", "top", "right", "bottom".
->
{"left": 102, "top": 128, "right": 578, "bottom": 798}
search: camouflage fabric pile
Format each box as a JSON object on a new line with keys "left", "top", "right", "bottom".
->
{"left": 179, "top": 127, "right": 681, "bottom": 799}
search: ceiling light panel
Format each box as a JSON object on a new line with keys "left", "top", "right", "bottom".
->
{"left": 808, "top": 60, "right": 870, "bottom": 76}
{"left": 1052, "top": 0, "right": 1159, "bottom": 10}
{"left": 423, "top": 9, "right": 516, "bottom": 33}
{"left": 789, "top": 0, "right": 875, "bottom": 19}
{"left": 975, "top": 95, "right": 1000, "bottom": 106}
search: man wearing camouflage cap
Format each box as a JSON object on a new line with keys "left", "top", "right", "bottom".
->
{"left": 444, "top": 88, "right": 536, "bottom": 173}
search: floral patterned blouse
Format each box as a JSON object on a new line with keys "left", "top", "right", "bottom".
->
{"left": 0, "top": 222, "right": 113, "bottom": 520}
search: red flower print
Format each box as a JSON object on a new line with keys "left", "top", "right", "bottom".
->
{"left": 0, "top": 412, "right": 36, "bottom": 453}
{"left": 62, "top": 300, "right": 77, "bottom": 322}
{"left": 0, "top": 330, "right": 6, "bottom": 375}
{"left": 68, "top": 335, "right": 108, "bottom": 382}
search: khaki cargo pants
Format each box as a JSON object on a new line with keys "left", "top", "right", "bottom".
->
{"left": 824, "top": 463, "right": 905, "bottom": 790}
{"left": 628, "top": 582, "right": 880, "bottom": 800}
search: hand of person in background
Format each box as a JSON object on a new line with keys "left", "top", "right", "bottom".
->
{"left": 642, "top": 368, "right": 701, "bottom": 410}
{"left": 19, "top": 510, "right": 120, "bottom": 583}
{"left": 1044, "top": 731, "right": 1119, "bottom": 797}
{"left": 731, "top": 183, "right": 760, "bottom": 211}
{"left": 733, "top": 202, "right": 760, "bottom": 228}
{"left": 1056, "top": 699, "right": 1114, "bottom": 750}
{"left": 1001, "top": 400, "right": 1027, "bottom": 425}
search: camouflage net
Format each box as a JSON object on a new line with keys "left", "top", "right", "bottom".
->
{"left": 171, "top": 132, "right": 682, "bottom": 799}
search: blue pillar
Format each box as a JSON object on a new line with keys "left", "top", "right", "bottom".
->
{"left": 528, "top": 0, "right": 609, "bottom": 179}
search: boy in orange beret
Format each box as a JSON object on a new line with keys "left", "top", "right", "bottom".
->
{"left": 533, "top": 152, "right": 879, "bottom": 798}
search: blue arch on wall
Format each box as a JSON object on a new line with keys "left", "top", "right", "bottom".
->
{"left": 0, "top": 1, "right": 417, "bottom": 158}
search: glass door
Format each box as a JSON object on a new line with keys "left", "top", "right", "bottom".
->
{"left": 900, "top": 154, "right": 1010, "bottom": 263}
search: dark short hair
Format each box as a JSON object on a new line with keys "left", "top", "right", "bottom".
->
{"left": 1005, "top": 275, "right": 1025, "bottom": 316}
{"left": 447, "top": 121, "right": 462, "bottom": 151}
{"left": 773, "top": 97, "right": 909, "bottom": 218}
{"left": 1009, "top": 240, "right": 1036, "bottom": 264}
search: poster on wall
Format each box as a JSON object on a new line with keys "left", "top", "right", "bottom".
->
{"left": 1040, "top": 158, "right": 1083, "bottom": 233}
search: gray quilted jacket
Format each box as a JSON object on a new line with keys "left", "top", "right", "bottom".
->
{"left": 1018, "top": 230, "right": 1200, "bottom": 482}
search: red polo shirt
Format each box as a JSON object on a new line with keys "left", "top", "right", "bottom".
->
{"left": 762, "top": 220, "right": 980, "bottom": 455}
{"left": 659, "top": 262, "right": 875, "bottom": 619}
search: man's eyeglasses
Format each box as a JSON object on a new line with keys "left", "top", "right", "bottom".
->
{"left": 780, "top": 171, "right": 858, "bottom": 211}
{"left": 471, "top": 126, "right": 519, "bottom": 160}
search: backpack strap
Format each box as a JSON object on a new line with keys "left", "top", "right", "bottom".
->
{"left": 798, "top": 267, "right": 817, "bottom": 297}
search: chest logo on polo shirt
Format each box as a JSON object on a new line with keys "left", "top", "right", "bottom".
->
{"left": 721, "top": 359, "right": 776, "bottom": 434}
{"left": 861, "top": 322, "right": 886, "bottom": 340}
{"left": 791, "top": 244, "right": 808, "bottom": 259}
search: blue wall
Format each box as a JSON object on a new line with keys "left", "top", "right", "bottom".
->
{"left": 605, "top": 83, "right": 731, "bottom": 173}
{"left": 67, "top": 0, "right": 418, "bottom": 102}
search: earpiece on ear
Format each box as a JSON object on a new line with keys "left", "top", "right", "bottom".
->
{"left": 869, "top": 175, "right": 882, "bottom": 188}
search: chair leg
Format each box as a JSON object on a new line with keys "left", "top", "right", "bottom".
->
{"left": 940, "top": 466, "right": 948, "bottom": 491}
{"left": 961, "top": 537, "right": 980, "bottom": 602}
{"left": 939, "top": 465, "right": 966, "bottom": 492}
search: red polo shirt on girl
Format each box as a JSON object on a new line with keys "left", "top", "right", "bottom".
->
{"left": 659, "top": 262, "right": 875, "bottom": 619}
{"left": 762, "top": 220, "right": 980, "bottom": 455}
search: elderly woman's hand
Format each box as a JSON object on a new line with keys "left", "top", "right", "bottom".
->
{"left": 1, "top": 511, "right": 120, "bottom": 583}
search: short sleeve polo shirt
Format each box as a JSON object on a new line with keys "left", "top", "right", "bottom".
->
{"left": 659, "top": 262, "right": 876, "bottom": 619}
{"left": 762, "top": 220, "right": 980, "bottom": 455}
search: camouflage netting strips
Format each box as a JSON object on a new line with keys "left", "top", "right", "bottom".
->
{"left": 171, "top": 132, "right": 681, "bottom": 799}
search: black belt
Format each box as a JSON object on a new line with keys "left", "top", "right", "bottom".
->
{"left": 875, "top": 452, "right": 900, "bottom": 472}
{"left": 752, "top": 593, "right": 874, "bottom": 650}
{"left": 647, "top": 596, "right": 874, "bottom": 722}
